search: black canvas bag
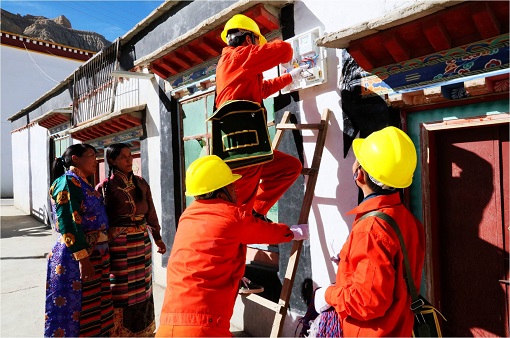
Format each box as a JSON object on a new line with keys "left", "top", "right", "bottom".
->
{"left": 207, "top": 100, "right": 273, "bottom": 169}
{"left": 358, "top": 211, "right": 446, "bottom": 337}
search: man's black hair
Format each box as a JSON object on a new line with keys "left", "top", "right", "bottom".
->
{"left": 361, "top": 167, "right": 384, "bottom": 194}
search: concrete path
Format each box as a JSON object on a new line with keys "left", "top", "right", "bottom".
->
{"left": 0, "top": 202, "right": 165, "bottom": 337}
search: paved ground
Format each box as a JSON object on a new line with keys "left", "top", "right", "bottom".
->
{"left": 0, "top": 201, "right": 166, "bottom": 337}
{"left": 0, "top": 201, "right": 247, "bottom": 337}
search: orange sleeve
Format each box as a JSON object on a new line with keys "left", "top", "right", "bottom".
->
{"left": 236, "top": 210, "right": 293, "bottom": 245}
{"left": 325, "top": 225, "right": 398, "bottom": 321}
{"left": 262, "top": 73, "right": 292, "bottom": 98}
{"left": 242, "top": 40, "right": 293, "bottom": 74}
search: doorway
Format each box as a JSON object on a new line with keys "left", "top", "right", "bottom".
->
{"left": 422, "top": 116, "right": 509, "bottom": 337}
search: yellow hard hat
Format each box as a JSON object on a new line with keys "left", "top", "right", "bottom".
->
{"left": 221, "top": 14, "right": 267, "bottom": 46}
{"left": 185, "top": 155, "right": 242, "bottom": 196}
{"left": 352, "top": 126, "right": 417, "bottom": 188}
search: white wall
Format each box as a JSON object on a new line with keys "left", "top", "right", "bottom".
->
{"left": 297, "top": 0, "right": 418, "bottom": 284}
{"left": 1, "top": 45, "right": 83, "bottom": 198}
{"left": 10, "top": 125, "right": 50, "bottom": 216}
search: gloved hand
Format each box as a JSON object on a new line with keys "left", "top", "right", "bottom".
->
{"left": 289, "top": 64, "right": 309, "bottom": 81}
{"left": 290, "top": 224, "right": 309, "bottom": 240}
{"left": 330, "top": 254, "right": 340, "bottom": 265}
{"left": 314, "top": 286, "right": 332, "bottom": 313}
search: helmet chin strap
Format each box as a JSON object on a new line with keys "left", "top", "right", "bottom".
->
{"left": 220, "top": 187, "right": 234, "bottom": 203}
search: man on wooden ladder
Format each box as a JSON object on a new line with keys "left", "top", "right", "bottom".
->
{"left": 214, "top": 14, "right": 308, "bottom": 294}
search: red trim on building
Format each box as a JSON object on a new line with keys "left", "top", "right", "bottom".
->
{"left": 0, "top": 31, "right": 95, "bottom": 61}
{"left": 71, "top": 114, "right": 142, "bottom": 142}
{"left": 149, "top": 3, "right": 280, "bottom": 79}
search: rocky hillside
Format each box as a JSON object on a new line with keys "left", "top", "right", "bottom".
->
{"left": 0, "top": 9, "right": 111, "bottom": 52}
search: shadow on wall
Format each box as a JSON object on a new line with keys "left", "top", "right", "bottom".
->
{"left": 438, "top": 141, "right": 508, "bottom": 337}
{"left": 340, "top": 49, "right": 401, "bottom": 158}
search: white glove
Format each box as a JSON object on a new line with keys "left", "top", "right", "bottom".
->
{"left": 289, "top": 64, "right": 309, "bottom": 81}
{"left": 290, "top": 224, "right": 309, "bottom": 240}
{"left": 314, "top": 286, "right": 332, "bottom": 313}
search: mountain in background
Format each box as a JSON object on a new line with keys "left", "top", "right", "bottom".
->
{"left": 0, "top": 9, "right": 111, "bottom": 52}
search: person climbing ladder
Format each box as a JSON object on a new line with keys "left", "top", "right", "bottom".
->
{"left": 214, "top": 14, "right": 307, "bottom": 293}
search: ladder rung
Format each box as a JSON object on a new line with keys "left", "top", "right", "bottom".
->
{"left": 301, "top": 168, "right": 318, "bottom": 175}
{"left": 245, "top": 294, "right": 283, "bottom": 313}
{"left": 276, "top": 123, "right": 323, "bottom": 130}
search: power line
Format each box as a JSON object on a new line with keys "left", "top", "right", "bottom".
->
{"left": 89, "top": 1, "right": 160, "bottom": 23}
{"left": 75, "top": 1, "right": 142, "bottom": 28}
{"left": 54, "top": 1, "right": 132, "bottom": 32}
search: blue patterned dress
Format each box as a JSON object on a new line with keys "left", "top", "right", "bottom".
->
{"left": 45, "top": 167, "right": 113, "bottom": 337}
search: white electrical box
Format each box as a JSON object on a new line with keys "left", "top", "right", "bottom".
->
{"left": 280, "top": 27, "right": 327, "bottom": 93}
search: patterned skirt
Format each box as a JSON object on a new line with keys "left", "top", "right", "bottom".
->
{"left": 45, "top": 241, "right": 114, "bottom": 337}
{"left": 109, "top": 225, "right": 156, "bottom": 337}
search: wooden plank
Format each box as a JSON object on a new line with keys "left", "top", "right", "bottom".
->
{"left": 245, "top": 294, "right": 283, "bottom": 313}
{"left": 301, "top": 168, "right": 318, "bottom": 176}
{"left": 276, "top": 123, "right": 323, "bottom": 130}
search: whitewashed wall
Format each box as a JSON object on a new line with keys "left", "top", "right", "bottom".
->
{"left": 2, "top": 45, "right": 83, "bottom": 199}
{"left": 10, "top": 125, "right": 50, "bottom": 216}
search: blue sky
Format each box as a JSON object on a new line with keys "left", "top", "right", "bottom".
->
{"left": 1, "top": 1, "right": 165, "bottom": 42}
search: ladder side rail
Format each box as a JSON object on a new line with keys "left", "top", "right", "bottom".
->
{"left": 270, "top": 108, "right": 331, "bottom": 337}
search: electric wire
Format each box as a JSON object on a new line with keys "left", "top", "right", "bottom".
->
{"left": 21, "top": 41, "right": 60, "bottom": 84}
{"left": 54, "top": 1, "right": 132, "bottom": 32}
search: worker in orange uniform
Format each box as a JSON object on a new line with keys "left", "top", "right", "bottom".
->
{"left": 155, "top": 155, "right": 309, "bottom": 337}
{"left": 314, "top": 127, "right": 426, "bottom": 336}
{"left": 216, "top": 14, "right": 308, "bottom": 294}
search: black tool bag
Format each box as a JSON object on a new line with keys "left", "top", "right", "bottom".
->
{"left": 411, "top": 294, "right": 447, "bottom": 337}
{"left": 358, "top": 211, "right": 446, "bottom": 338}
{"left": 207, "top": 100, "right": 273, "bottom": 170}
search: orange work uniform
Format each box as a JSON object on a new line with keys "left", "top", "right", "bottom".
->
{"left": 325, "top": 192, "right": 426, "bottom": 337}
{"left": 215, "top": 40, "right": 302, "bottom": 215}
{"left": 156, "top": 198, "right": 294, "bottom": 337}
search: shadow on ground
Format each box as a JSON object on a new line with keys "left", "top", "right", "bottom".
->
{"left": 1, "top": 215, "right": 52, "bottom": 238}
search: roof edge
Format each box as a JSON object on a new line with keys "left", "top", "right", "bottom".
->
{"left": 120, "top": 1, "right": 182, "bottom": 43}
{"left": 315, "top": 0, "right": 465, "bottom": 49}
{"left": 134, "top": 0, "right": 293, "bottom": 68}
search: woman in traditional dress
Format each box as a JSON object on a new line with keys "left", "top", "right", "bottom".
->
{"left": 45, "top": 144, "right": 114, "bottom": 337}
{"left": 96, "top": 143, "right": 166, "bottom": 337}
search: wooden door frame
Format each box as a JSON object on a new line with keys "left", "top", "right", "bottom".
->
{"left": 419, "top": 113, "right": 510, "bottom": 305}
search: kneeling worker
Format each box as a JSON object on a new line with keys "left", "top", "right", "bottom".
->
{"left": 156, "top": 155, "right": 309, "bottom": 337}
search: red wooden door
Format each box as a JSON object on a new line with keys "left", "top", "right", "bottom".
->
{"left": 433, "top": 124, "right": 509, "bottom": 337}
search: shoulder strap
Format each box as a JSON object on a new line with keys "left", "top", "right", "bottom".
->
{"left": 357, "top": 211, "right": 421, "bottom": 308}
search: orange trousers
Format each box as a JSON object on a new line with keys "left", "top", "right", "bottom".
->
{"left": 155, "top": 324, "right": 232, "bottom": 337}
{"left": 232, "top": 150, "right": 302, "bottom": 216}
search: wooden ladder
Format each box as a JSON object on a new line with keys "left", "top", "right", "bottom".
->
{"left": 245, "top": 108, "right": 331, "bottom": 337}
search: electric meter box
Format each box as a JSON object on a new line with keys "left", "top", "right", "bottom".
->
{"left": 280, "top": 27, "right": 327, "bottom": 93}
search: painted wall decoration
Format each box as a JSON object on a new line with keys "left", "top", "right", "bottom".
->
{"left": 360, "top": 34, "right": 509, "bottom": 97}
{"left": 88, "top": 128, "right": 143, "bottom": 149}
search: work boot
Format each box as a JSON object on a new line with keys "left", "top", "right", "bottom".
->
{"left": 252, "top": 210, "right": 273, "bottom": 223}
{"left": 238, "top": 277, "right": 264, "bottom": 294}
